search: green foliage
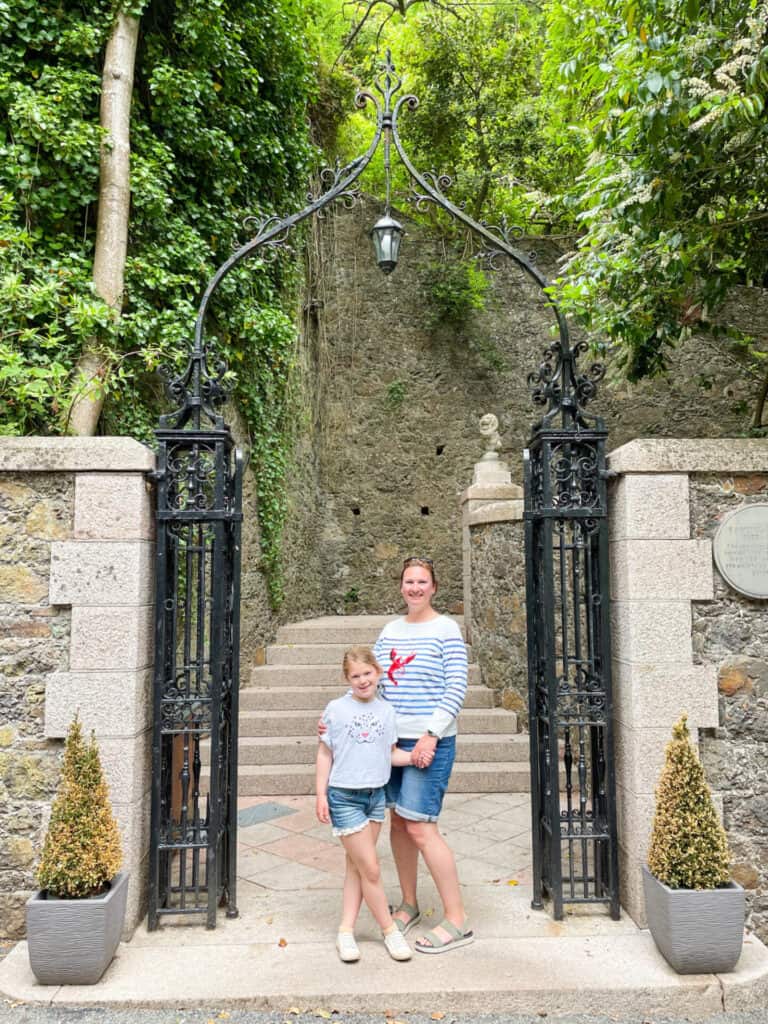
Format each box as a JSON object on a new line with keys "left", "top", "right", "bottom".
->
{"left": 397, "top": 5, "right": 558, "bottom": 226}
{"left": 544, "top": 0, "right": 768, "bottom": 387}
{"left": 425, "top": 259, "right": 488, "bottom": 328}
{"left": 647, "top": 715, "right": 730, "bottom": 890}
{"left": 385, "top": 379, "right": 406, "bottom": 408}
{"left": 227, "top": 303, "right": 299, "bottom": 607}
{"left": 1, "top": 0, "right": 316, "bottom": 600}
{"left": 37, "top": 717, "right": 122, "bottom": 899}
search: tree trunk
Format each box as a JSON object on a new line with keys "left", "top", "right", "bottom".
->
{"left": 66, "top": 11, "right": 140, "bottom": 436}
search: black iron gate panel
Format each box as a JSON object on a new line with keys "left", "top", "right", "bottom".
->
{"left": 148, "top": 423, "right": 242, "bottom": 930}
{"left": 524, "top": 419, "right": 620, "bottom": 919}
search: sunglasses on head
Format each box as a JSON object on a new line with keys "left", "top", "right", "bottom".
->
{"left": 403, "top": 556, "right": 434, "bottom": 566}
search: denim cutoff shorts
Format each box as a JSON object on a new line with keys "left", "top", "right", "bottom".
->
{"left": 327, "top": 785, "right": 387, "bottom": 838}
{"left": 385, "top": 735, "right": 456, "bottom": 822}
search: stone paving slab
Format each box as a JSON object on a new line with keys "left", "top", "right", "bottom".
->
{"left": 2, "top": 793, "right": 767, "bottom": 1017}
{"left": 2, "top": 931, "right": 767, "bottom": 1017}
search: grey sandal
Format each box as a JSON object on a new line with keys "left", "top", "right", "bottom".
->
{"left": 390, "top": 901, "right": 421, "bottom": 934}
{"left": 414, "top": 919, "right": 474, "bottom": 954}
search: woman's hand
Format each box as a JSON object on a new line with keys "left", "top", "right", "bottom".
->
{"left": 316, "top": 793, "right": 330, "bottom": 824}
{"left": 411, "top": 733, "right": 438, "bottom": 769}
{"left": 410, "top": 747, "right": 434, "bottom": 769}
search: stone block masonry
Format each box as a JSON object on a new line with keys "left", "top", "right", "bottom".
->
{"left": 607, "top": 439, "right": 768, "bottom": 942}
{"left": 0, "top": 438, "right": 155, "bottom": 941}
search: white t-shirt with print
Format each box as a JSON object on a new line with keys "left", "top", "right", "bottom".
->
{"left": 320, "top": 693, "right": 398, "bottom": 789}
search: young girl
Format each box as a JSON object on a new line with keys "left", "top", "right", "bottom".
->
{"left": 315, "top": 646, "right": 431, "bottom": 963}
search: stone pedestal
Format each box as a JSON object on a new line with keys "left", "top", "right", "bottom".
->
{"left": 0, "top": 438, "right": 155, "bottom": 939}
{"left": 460, "top": 449, "right": 526, "bottom": 718}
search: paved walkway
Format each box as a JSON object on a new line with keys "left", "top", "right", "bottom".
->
{"left": 2, "top": 793, "right": 768, "bottom": 1017}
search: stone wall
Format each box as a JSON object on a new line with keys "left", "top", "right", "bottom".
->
{"left": 284, "top": 195, "right": 766, "bottom": 620}
{"left": 606, "top": 439, "right": 768, "bottom": 941}
{"left": 692, "top": 473, "right": 768, "bottom": 941}
{"left": 0, "top": 469, "right": 74, "bottom": 939}
{"left": 0, "top": 438, "right": 155, "bottom": 940}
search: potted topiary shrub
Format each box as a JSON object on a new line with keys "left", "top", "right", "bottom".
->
{"left": 642, "top": 714, "right": 745, "bottom": 975}
{"left": 26, "top": 716, "right": 127, "bottom": 985}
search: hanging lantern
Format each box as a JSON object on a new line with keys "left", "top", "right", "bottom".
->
{"left": 370, "top": 214, "right": 403, "bottom": 275}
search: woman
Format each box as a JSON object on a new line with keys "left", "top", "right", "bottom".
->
{"left": 375, "top": 556, "right": 472, "bottom": 953}
{"left": 322, "top": 556, "right": 472, "bottom": 953}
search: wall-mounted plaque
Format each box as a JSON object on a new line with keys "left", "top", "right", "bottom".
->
{"left": 713, "top": 503, "right": 768, "bottom": 599}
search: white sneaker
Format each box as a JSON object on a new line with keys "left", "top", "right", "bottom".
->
{"left": 384, "top": 927, "right": 412, "bottom": 961}
{"left": 336, "top": 931, "right": 360, "bottom": 963}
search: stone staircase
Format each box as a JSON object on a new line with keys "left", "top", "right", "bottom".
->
{"left": 226, "top": 615, "right": 528, "bottom": 796}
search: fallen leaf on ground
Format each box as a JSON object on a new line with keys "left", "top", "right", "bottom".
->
{"left": 314, "top": 1010, "right": 332, "bottom": 1019}
{"left": 278, "top": 937, "right": 288, "bottom": 948}
{"left": 423, "top": 907, "right": 434, "bottom": 917}
{"left": 265, "top": 916, "right": 273, "bottom": 924}
{"left": 287, "top": 1008, "right": 301, "bottom": 1015}
{"left": 507, "top": 879, "right": 519, "bottom": 886}
{"left": 218, "top": 1014, "right": 230, "bottom": 1020}
{"left": 431, "top": 1012, "right": 446, "bottom": 1020}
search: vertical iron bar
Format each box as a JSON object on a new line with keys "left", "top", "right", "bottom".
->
{"left": 148, "top": 443, "right": 169, "bottom": 931}
{"left": 524, "top": 450, "right": 544, "bottom": 910}
{"left": 543, "top": 512, "right": 564, "bottom": 920}
{"left": 225, "top": 451, "right": 244, "bottom": 918}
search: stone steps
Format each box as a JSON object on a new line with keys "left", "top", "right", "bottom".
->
{"left": 226, "top": 733, "right": 529, "bottom": 766}
{"left": 249, "top": 663, "right": 483, "bottom": 687}
{"left": 237, "top": 706, "right": 518, "bottom": 738}
{"left": 265, "top": 642, "right": 474, "bottom": 666}
{"left": 239, "top": 683, "right": 494, "bottom": 712}
{"left": 219, "top": 761, "right": 531, "bottom": 797}
{"left": 275, "top": 615, "right": 464, "bottom": 646}
{"left": 222, "top": 614, "right": 526, "bottom": 797}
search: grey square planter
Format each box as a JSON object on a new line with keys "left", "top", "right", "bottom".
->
{"left": 26, "top": 871, "right": 128, "bottom": 986}
{"left": 642, "top": 864, "right": 744, "bottom": 975}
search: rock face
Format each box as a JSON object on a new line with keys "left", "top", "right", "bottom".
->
{"left": 692, "top": 474, "right": 768, "bottom": 943}
{"left": 279, "top": 196, "right": 764, "bottom": 620}
{"left": 0, "top": 473, "right": 73, "bottom": 939}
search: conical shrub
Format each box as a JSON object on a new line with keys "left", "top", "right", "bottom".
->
{"left": 647, "top": 714, "right": 729, "bottom": 890}
{"left": 37, "top": 717, "right": 122, "bottom": 898}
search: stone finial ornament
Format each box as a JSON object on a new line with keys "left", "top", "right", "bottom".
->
{"left": 478, "top": 413, "right": 502, "bottom": 461}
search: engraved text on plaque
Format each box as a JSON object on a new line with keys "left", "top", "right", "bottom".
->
{"left": 713, "top": 503, "right": 768, "bottom": 599}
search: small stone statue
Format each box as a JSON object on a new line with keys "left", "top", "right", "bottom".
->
{"left": 478, "top": 413, "right": 502, "bottom": 461}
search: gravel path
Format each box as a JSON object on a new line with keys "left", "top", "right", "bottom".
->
{"left": 2, "top": 1008, "right": 767, "bottom": 1024}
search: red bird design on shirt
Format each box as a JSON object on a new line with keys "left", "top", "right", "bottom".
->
{"left": 388, "top": 648, "right": 416, "bottom": 685}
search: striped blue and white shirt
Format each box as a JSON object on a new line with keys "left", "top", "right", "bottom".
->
{"left": 373, "top": 615, "right": 468, "bottom": 739}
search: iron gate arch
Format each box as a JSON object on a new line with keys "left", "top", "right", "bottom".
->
{"left": 149, "top": 52, "right": 619, "bottom": 928}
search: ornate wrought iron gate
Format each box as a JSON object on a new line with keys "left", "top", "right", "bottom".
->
{"left": 524, "top": 346, "right": 620, "bottom": 919}
{"left": 148, "top": 354, "right": 243, "bottom": 930}
{"left": 148, "top": 50, "right": 619, "bottom": 928}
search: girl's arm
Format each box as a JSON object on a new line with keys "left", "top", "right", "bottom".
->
{"left": 391, "top": 744, "right": 434, "bottom": 768}
{"left": 315, "top": 742, "right": 333, "bottom": 823}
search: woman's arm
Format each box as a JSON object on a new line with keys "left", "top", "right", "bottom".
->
{"left": 315, "top": 742, "right": 333, "bottom": 823}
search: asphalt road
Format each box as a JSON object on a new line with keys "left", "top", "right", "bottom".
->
{"left": 2, "top": 1008, "right": 767, "bottom": 1024}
